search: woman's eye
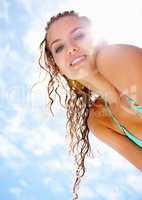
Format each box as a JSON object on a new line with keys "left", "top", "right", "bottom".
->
{"left": 74, "top": 33, "right": 85, "bottom": 40}
{"left": 55, "top": 45, "right": 64, "bottom": 53}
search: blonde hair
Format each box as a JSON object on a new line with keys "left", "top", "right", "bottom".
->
{"left": 38, "top": 10, "right": 103, "bottom": 200}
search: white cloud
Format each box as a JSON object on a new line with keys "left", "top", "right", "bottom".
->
{"left": 2, "top": 92, "right": 66, "bottom": 158}
{"left": 21, "top": 1, "right": 53, "bottom": 56}
{"left": 9, "top": 186, "right": 22, "bottom": 198}
{"left": 0, "top": 135, "right": 25, "bottom": 159}
{"left": 95, "top": 184, "right": 123, "bottom": 200}
{"left": 16, "top": 0, "right": 33, "bottom": 14}
{"left": 79, "top": 185, "right": 95, "bottom": 199}
{"left": 23, "top": 22, "right": 45, "bottom": 56}
{"left": 4, "top": 104, "right": 27, "bottom": 138}
{"left": 41, "top": 157, "right": 73, "bottom": 172}
{"left": 43, "top": 177, "right": 65, "bottom": 194}
{"left": 19, "top": 179, "right": 29, "bottom": 187}
{"left": 0, "top": 44, "right": 24, "bottom": 79}
{"left": 0, "top": 44, "right": 11, "bottom": 71}
{"left": 0, "top": 79, "right": 6, "bottom": 100}
{"left": 126, "top": 174, "right": 142, "bottom": 193}
{"left": 43, "top": 176, "right": 53, "bottom": 185}
{"left": 0, "top": 0, "right": 9, "bottom": 22}
{"left": 23, "top": 126, "right": 66, "bottom": 156}
{"left": 53, "top": 182, "right": 65, "bottom": 193}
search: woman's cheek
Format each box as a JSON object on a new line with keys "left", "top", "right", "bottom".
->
{"left": 53, "top": 56, "right": 61, "bottom": 67}
{"left": 79, "top": 40, "right": 94, "bottom": 52}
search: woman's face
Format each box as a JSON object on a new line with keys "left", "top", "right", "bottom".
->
{"left": 47, "top": 15, "right": 97, "bottom": 80}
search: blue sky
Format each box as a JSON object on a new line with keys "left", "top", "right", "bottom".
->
{"left": 0, "top": 0, "right": 142, "bottom": 200}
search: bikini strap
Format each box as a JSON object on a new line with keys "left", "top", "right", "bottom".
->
{"left": 104, "top": 100, "right": 122, "bottom": 130}
{"left": 127, "top": 95, "right": 142, "bottom": 113}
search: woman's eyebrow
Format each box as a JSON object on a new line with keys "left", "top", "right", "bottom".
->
{"left": 70, "top": 26, "right": 82, "bottom": 34}
{"left": 50, "top": 26, "right": 82, "bottom": 48}
{"left": 50, "top": 39, "right": 61, "bottom": 49}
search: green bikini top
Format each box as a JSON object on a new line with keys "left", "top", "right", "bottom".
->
{"left": 104, "top": 96, "right": 142, "bottom": 148}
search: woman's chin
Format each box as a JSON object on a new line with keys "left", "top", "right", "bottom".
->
{"left": 73, "top": 68, "right": 92, "bottom": 81}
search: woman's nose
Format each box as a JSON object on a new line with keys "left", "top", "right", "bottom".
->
{"left": 67, "top": 43, "right": 79, "bottom": 55}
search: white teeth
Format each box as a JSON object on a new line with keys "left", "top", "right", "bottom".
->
{"left": 71, "top": 56, "right": 85, "bottom": 66}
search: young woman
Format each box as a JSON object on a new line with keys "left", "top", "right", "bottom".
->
{"left": 38, "top": 10, "right": 142, "bottom": 200}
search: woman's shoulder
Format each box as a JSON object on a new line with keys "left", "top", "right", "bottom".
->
{"left": 97, "top": 43, "right": 142, "bottom": 59}
{"left": 96, "top": 43, "right": 142, "bottom": 71}
{"left": 96, "top": 43, "right": 142, "bottom": 97}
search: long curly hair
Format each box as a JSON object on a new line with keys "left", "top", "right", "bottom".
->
{"left": 38, "top": 10, "right": 103, "bottom": 200}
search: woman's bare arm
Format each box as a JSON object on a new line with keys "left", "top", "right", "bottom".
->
{"left": 96, "top": 44, "right": 142, "bottom": 104}
{"left": 87, "top": 108, "right": 142, "bottom": 171}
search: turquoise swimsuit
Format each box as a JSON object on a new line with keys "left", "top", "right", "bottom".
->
{"left": 104, "top": 96, "right": 142, "bottom": 148}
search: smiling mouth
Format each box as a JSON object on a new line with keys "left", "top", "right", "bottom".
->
{"left": 70, "top": 55, "right": 86, "bottom": 67}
